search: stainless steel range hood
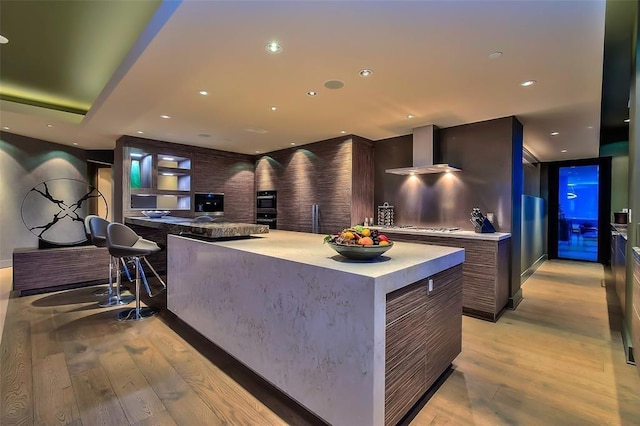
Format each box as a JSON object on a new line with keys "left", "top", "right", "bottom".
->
{"left": 385, "top": 124, "right": 461, "bottom": 175}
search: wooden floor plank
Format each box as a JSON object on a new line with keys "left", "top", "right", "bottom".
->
{"left": 0, "top": 319, "right": 33, "bottom": 426}
{"left": 148, "top": 327, "right": 287, "bottom": 426}
{"left": 70, "top": 366, "right": 129, "bottom": 426}
{"left": 99, "top": 346, "right": 166, "bottom": 424}
{"left": 130, "top": 409, "right": 178, "bottom": 426}
{"left": 33, "top": 352, "right": 80, "bottom": 425}
{"left": 123, "top": 336, "right": 225, "bottom": 425}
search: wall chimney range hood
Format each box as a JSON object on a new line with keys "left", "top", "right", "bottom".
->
{"left": 385, "top": 124, "right": 461, "bottom": 175}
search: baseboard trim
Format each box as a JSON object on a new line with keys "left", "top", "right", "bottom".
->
{"left": 508, "top": 288, "right": 523, "bottom": 310}
{"left": 622, "top": 322, "right": 636, "bottom": 365}
{"left": 521, "top": 254, "right": 547, "bottom": 284}
{"left": 0, "top": 259, "right": 12, "bottom": 269}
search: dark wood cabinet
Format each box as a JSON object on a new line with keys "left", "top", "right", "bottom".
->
{"left": 384, "top": 264, "right": 463, "bottom": 426}
{"left": 255, "top": 135, "right": 374, "bottom": 234}
{"left": 381, "top": 231, "right": 509, "bottom": 321}
{"left": 632, "top": 249, "right": 639, "bottom": 375}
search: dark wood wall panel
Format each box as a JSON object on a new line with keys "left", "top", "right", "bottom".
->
{"left": 351, "top": 136, "right": 375, "bottom": 226}
{"left": 13, "top": 246, "right": 110, "bottom": 294}
{"left": 116, "top": 136, "right": 255, "bottom": 222}
{"left": 255, "top": 136, "right": 374, "bottom": 234}
{"left": 381, "top": 231, "right": 509, "bottom": 321}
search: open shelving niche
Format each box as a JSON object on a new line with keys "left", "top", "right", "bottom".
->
{"left": 128, "top": 148, "right": 192, "bottom": 211}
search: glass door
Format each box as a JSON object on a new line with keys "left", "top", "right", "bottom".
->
{"left": 557, "top": 165, "right": 599, "bottom": 261}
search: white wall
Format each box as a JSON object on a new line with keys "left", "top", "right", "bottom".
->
{"left": 0, "top": 132, "right": 87, "bottom": 268}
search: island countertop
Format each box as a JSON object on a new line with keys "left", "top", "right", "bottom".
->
{"left": 206, "top": 230, "right": 464, "bottom": 294}
{"left": 125, "top": 216, "right": 269, "bottom": 238}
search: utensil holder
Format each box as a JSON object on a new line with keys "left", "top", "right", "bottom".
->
{"left": 377, "top": 202, "right": 394, "bottom": 227}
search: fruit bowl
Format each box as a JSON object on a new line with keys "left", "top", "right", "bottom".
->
{"left": 327, "top": 241, "right": 393, "bottom": 260}
{"left": 141, "top": 210, "right": 170, "bottom": 218}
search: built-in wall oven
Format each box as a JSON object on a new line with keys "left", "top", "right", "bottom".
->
{"left": 256, "top": 190, "right": 277, "bottom": 229}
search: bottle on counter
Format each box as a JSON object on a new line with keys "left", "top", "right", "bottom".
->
{"left": 364, "top": 217, "right": 369, "bottom": 226}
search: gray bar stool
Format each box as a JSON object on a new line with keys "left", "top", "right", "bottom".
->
{"left": 88, "top": 217, "right": 135, "bottom": 307}
{"left": 106, "top": 222, "right": 165, "bottom": 321}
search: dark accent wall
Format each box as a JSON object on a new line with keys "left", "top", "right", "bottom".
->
{"left": 115, "top": 136, "right": 255, "bottom": 223}
{"left": 0, "top": 132, "right": 88, "bottom": 266}
{"left": 374, "top": 116, "right": 524, "bottom": 308}
{"left": 255, "top": 135, "right": 374, "bottom": 233}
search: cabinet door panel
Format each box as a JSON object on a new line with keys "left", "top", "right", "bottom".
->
{"left": 426, "top": 264, "right": 463, "bottom": 388}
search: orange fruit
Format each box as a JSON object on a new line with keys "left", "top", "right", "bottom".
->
{"left": 360, "top": 237, "right": 374, "bottom": 245}
{"left": 379, "top": 240, "right": 389, "bottom": 246}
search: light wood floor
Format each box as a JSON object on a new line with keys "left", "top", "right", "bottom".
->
{"left": 1, "top": 260, "right": 639, "bottom": 425}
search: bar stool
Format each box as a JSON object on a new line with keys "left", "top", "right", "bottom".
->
{"left": 84, "top": 215, "right": 111, "bottom": 297}
{"left": 106, "top": 222, "right": 165, "bottom": 321}
{"left": 89, "top": 217, "right": 135, "bottom": 307}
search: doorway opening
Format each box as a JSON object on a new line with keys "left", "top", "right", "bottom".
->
{"left": 557, "top": 165, "right": 599, "bottom": 261}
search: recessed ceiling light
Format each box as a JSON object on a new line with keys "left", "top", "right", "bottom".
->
{"left": 130, "top": 153, "right": 143, "bottom": 158}
{"left": 271, "top": 106, "right": 278, "bottom": 111}
{"left": 407, "top": 114, "right": 415, "bottom": 119}
{"left": 72, "top": 143, "right": 78, "bottom": 146}
{"left": 162, "top": 157, "right": 175, "bottom": 161}
{"left": 162, "top": 173, "right": 174, "bottom": 176}
{"left": 624, "top": 118, "right": 630, "bottom": 123}
{"left": 137, "top": 130, "right": 144, "bottom": 134}
{"left": 2, "top": 126, "right": 9, "bottom": 130}
{"left": 290, "top": 142, "right": 296, "bottom": 146}
{"left": 359, "top": 69, "right": 373, "bottom": 77}
{"left": 340, "top": 130, "right": 346, "bottom": 134}
{"left": 561, "top": 149, "right": 568, "bottom": 153}
{"left": 520, "top": 80, "right": 536, "bottom": 87}
{"left": 160, "top": 115, "right": 171, "bottom": 119}
{"left": 489, "top": 51, "right": 503, "bottom": 59}
{"left": 307, "top": 91, "right": 318, "bottom": 97}
{"left": 256, "top": 150, "right": 260, "bottom": 154}
{"left": 0, "top": 35, "right": 8, "bottom": 44}
{"left": 46, "top": 124, "right": 54, "bottom": 128}
{"left": 265, "top": 42, "right": 281, "bottom": 54}
{"left": 550, "top": 131, "right": 559, "bottom": 136}
{"left": 587, "top": 126, "right": 593, "bottom": 129}
{"left": 198, "top": 90, "right": 208, "bottom": 96}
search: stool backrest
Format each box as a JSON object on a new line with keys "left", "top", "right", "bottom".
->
{"left": 106, "top": 222, "right": 140, "bottom": 252}
{"left": 89, "top": 217, "right": 110, "bottom": 247}
{"left": 84, "top": 214, "right": 100, "bottom": 239}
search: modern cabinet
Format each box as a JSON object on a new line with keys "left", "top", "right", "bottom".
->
{"left": 611, "top": 228, "right": 627, "bottom": 317}
{"left": 384, "top": 264, "right": 463, "bottom": 425}
{"left": 255, "top": 135, "right": 374, "bottom": 233}
{"left": 381, "top": 231, "right": 509, "bottom": 321}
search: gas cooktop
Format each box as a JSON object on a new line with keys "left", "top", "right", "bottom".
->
{"left": 382, "top": 225, "right": 461, "bottom": 232}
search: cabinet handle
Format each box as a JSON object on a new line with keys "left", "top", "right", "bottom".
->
{"left": 428, "top": 278, "right": 434, "bottom": 294}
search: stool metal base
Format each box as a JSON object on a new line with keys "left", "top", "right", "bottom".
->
{"left": 99, "top": 294, "right": 134, "bottom": 308}
{"left": 116, "top": 306, "right": 158, "bottom": 322}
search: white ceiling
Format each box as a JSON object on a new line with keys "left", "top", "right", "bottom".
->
{"left": 0, "top": 0, "right": 606, "bottom": 162}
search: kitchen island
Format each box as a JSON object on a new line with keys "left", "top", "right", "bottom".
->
{"left": 167, "top": 230, "right": 464, "bottom": 426}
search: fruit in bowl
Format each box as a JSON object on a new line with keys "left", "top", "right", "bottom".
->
{"left": 324, "top": 226, "right": 393, "bottom": 260}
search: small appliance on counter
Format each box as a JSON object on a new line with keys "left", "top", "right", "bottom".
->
{"left": 377, "top": 202, "right": 395, "bottom": 227}
{"left": 470, "top": 208, "right": 496, "bottom": 233}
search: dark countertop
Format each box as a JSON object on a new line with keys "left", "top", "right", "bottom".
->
{"left": 125, "top": 216, "right": 269, "bottom": 238}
